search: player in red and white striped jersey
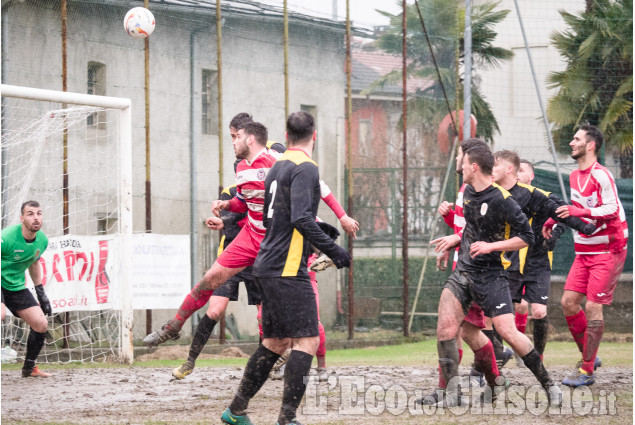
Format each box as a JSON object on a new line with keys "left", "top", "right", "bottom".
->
{"left": 144, "top": 118, "right": 357, "bottom": 348}
{"left": 544, "top": 124, "right": 628, "bottom": 387}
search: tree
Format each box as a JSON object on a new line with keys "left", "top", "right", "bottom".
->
{"left": 368, "top": 0, "right": 513, "bottom": 143}
{"left": 547, "top": 0, "right": 633, "bottom": 177}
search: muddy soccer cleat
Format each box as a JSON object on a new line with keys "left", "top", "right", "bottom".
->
{"left": 143, "top": 323, "right": 181, "bottom": 347}
{"left": 172, "top": 360, "right": 195, "bottom": 380}
{"left": 469, "top": 368, "right": 485, "bottom": 388}
{"left": 276, "top": 421, "right": 304, "bottom": 425}
{"left": 562, "top": 368, "right": 595, "bottom": 387}
{"left": 22, "top": 365, "right": 51, "bottom": 378}
{"left": 545, "top": 383, "right": 563, "bottom": 407}
{"left": 221, "top": 407, "right": 254, "bottom": 425}
{"left": 316, "top": 367, "right": 328, "bottom": 382}
{"left": 497, "top": 346, "right": 513, "bottom": 370}
{"left": 576, "top": 356, "right": 602, "bottom": 371}
{"left": 309, "top": 253, "right": 335, "bottom": 272}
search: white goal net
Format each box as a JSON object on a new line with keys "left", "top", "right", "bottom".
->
{"left": 1, "top": 85, "right": 133, "bottom": 364}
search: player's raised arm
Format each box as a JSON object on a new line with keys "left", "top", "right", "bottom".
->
{"left": 319, "top": 180, "right": 359, "bottom": 238}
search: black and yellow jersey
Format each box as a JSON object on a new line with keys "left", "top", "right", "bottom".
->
{"left": 506, "top": 183, "right": 589, "bottom": 275}
{"left": 253, "top": 148, "right": 339, "bottom": 278}
{"left": 457, "top": 183, "right": 534, "bottom": 274}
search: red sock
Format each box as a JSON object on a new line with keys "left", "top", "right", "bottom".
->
{"left": 437, "top": 365, "right": 446, "bottom": 388}
{"left": 257, "top": 305, "right": 263, "bottom": 340}
{"left": 515, "top": 312, "right": 528, "bottom": 334}
{"left": 316, "top": 323, "right": 326, "bottom": 358}
{"left": 458, "top": 348, "right": 463, "bottom": 364}
{"left": 473, "top": 341, "right": 500, "bottom": 387}
{"left": 582, "top": 320, "right": 604, "bottom": 374}
{"left": 173, "top": 283, "right": 213, "bottom": 331}
{"left": 565, "top": 310, "right": 587, "bottom": 354}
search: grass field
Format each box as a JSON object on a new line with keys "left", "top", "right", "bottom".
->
{"left": 1, "top": 338, "right": 632, "bottom": 425}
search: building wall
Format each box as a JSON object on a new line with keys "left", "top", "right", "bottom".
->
{"left": 2, "top": 1, "right": 346, "bottom": 339}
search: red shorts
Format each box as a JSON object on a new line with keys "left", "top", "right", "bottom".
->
{"left": 216, "top": 226, "right": 265, "bottom": 269}
{"left": 463, "top": 302, "right": 485, "bottom": 328}
{"left": 565, "top": 250, "right": 627, "bottom": 305}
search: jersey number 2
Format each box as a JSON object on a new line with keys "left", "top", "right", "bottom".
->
{"left": 267, "top": 180, "right": 278, "bottom": 218}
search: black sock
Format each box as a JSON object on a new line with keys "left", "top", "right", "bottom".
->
{"left": 24, "top": 329, "right": 46, "bottom": 369}
{"left": 533, "top": 317, "right": 549, "bottom": 356}
{"left": 188, "top": 314, "right": 217, "bottom": 362}
{"left": 229, "top": 345, "right": 280, "bottom": 415}
{"left": 522, "top": 348, "right": 552, "bottom": 387}
{"left": 437, "top": 339, "right": 460, "bottom": 393}
{"left": 483, "top": 329, "right": 504, "bottom": 360}
{"left": 278, "top": 350, "right": 314, "bottom": 425}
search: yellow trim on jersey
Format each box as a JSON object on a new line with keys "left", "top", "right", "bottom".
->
{"left": 500, "top": 222, "right": 512, "bottom": 270}
{"left": 278, "top": 149, "right": 318, "bottom": 166}
{"left": 517, "top": 182, "right": 551, "bottom": 197}
{"left": 491, "top": 182, "right": 511, "bottom": 199}
{"left": 548, "top": 250, "right": 553, "bottom": 269}
{"left": 221, "top": 184, "right": 236, "bottom": 197}
{"left": 282, "top": 229, "right": 304, "bottom": 277}
{"left": 217, "top": 235, "right": 226, "bottom": 257}
{"left": 519, "top": 217, "right": 532, "bottom": 274}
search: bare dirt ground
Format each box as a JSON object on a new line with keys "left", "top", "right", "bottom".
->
{"left": 1, "top": 347, "right": 632, "bottom": 425}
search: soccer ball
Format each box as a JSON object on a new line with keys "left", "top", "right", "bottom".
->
{"left": 124, "top": 7, "right": 155, "bottom": 38}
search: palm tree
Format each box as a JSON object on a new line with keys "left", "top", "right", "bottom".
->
{"left": 367, "top": 0, "right": 513, "bottom": 143}
{"left": 547, "top": 0, "right": 633, "bottom": 177}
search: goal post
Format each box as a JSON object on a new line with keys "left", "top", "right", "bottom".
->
{"left": 1, "top": 84, "right": 133, "bottom": 364}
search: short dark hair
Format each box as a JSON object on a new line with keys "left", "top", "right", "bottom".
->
{"left": 21, "top": 200, "right": 40, "bottom": 215}
{"left": 230, "top": 112, "right": 253, "bottom": 130}
{"left": 238, "top": 121, "right": 268, "bottom": 146}
{"left": 460, "top": 137, "right": 488, "bottom": 154}
{"left": 465, "top": 145, "right": 494, "bottom": 175}
{"left": 579, "top": 123, "right": 604, "bottom": 154}
{"left": 286, "top": 111, "right": 315, "bottom": 145}
{"left": 520, "top": 159, "right": 534, "bottom": 173}
{"left": 494, "top": 150, "right": 520, "bottom": 173}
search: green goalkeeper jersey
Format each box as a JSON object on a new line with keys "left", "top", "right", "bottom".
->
{"left": 1, "top": 224, "right": 48, "bottom": 291}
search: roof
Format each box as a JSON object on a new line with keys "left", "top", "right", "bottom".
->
{"left": 352, "top": 48, "right": 433, "bottom": 95}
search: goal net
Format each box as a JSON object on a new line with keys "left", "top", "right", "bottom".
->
{"left": 1, "top": 84, "right": 133, "bottom": 364}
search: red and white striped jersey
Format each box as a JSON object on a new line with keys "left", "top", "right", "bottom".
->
{"left": 228, "top": 147, "right": 344, "bottom": 236}
{"left": 441, "top": 183, "right": 466, "bottom": 269}
{"left": 570, "top": 161, "right": 628, "bottom": 254}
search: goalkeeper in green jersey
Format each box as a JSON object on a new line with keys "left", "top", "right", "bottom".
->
{"left": 1, "top": 201, "right": 52, "bottom": 377}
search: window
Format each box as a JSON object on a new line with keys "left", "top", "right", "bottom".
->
{"left": 87, "top": 62, "right": 106, "bottom": 128}
{"left": 202, "top": 70, "right": 218, "bottom": 135}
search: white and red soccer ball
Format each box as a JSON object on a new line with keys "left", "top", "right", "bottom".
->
{"left": 124, "top": 7, "right": 155, "bottom": 39}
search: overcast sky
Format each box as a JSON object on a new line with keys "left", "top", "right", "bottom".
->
{"left": 259, "top": 0, "right": 403, "bottom": 29}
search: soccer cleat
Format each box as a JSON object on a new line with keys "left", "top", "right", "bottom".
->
{"left": 415, "top": 388, "right": 465, "bottom": 407}
{"left": 276, "top": 421, "right": 304, "bottom": 425}
{"left": 479, "top": 376, "right": 509, "bottom": 404}
{"left": 143, "top": 323, "right": 181, "bottom": 347}
{"left": 270, "top": 364, "right": 286, "bottom": 380}
{"left": 562, "top": 368, "right": 595, "bottom": 387}
{"left": 469, "top": 370, "right": 485, "bottom": 388}
{"left": 172, "top": 360, "right": 195, "bottom": 380}
{"left": 545, "top": 383, "right": 563, "bottom": 407}
{"left": 316, "top": 367, "right": 328, "bottom": 382}
{"left": 220, "top": 407, "right": 254, "bottom": 425}
{"left": 22, "top": 365, "right": 51, "bottom": 378}
{"left": 576, "top": 356, "right": 602, "bottom": 371}
{"left": 496, "top": 346, "right": 514, "bottom": 370}
{"left": 309, "top": 253, "right": 335, "bottom": 272}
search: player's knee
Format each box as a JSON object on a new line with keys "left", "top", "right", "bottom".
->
{"left": 32, "top": 317, "right": 48, "bottom": 333}
{"left": 532, "top": 305, "right": 547, "bottom": 319}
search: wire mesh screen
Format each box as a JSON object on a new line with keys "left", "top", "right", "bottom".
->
{"left": 1, "top": 0, "right": 631, "bottom": 342}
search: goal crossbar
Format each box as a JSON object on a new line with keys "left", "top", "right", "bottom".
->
{"left": 1, "top": 84, "right": 134, "bottom": 364}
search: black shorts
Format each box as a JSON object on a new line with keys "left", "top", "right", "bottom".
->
{"left": 445, "top": 269, "right": 514, "bottom": 318}
{"left": 508, "top": 270, "right": 525, "bottom": 304}
{"left": 521, "top": 270, "right": 551, "bottom": 305}
{"left": 258, "top": 275, "right": 319, "bottom": 339}
{"left": 1, "top": 287, "right": 39, "bottom": 316}
{"left": 212, "top": 267, "right": 262, "bottom": 305}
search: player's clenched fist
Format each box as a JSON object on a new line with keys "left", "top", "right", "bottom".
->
{"left": 211, "top": 200, "right": 230, "bottom": 217}
{"left": 205, "top": 216, "right": 224, "bottom": 230}
{"left": 437, "top": 201, "right": 454, "bottom": 217}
